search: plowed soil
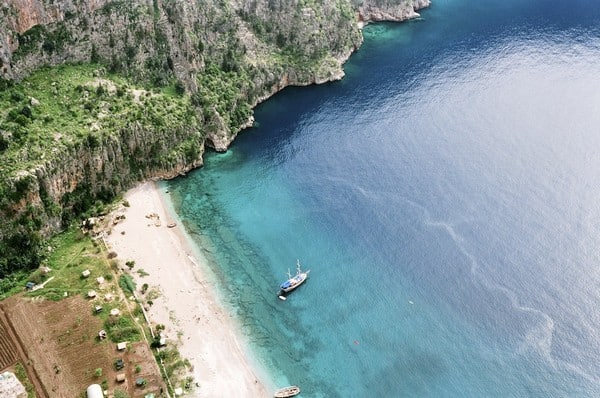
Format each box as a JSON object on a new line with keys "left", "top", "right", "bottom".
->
{"left": 0, "top": 294, "right": 165, "bottom": 398}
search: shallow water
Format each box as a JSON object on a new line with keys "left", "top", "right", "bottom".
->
{"left": 166, "top": 0, "right": 600, "bottom": 396}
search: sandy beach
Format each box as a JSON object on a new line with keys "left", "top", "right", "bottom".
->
{"left": 104, "top": 181, "right": 271, "bottom": 397}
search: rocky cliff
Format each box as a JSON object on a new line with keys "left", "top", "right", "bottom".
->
{"left": 0, "top": 0, "right": 429, "bottom": 277}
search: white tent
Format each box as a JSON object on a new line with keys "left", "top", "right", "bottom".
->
{"left": 86, "top": 384, "right": 103, "bottom": 398}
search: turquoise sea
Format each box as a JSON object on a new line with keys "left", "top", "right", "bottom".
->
{"left": 164, "top": 0, "right": 600, "bottom": 396}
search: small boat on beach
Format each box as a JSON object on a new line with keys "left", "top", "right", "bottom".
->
{"left": 278, "top": 260, "right": 310, "bottom": 299}
{"left": 274, "top": 385, "right": 300, "bottom": 398}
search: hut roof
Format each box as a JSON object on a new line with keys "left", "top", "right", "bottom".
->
{"left": 86, "top": 384, "right": 103, "bottom": 398}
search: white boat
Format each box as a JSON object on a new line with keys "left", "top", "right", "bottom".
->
{"left": 274, "top": 385, "right": 300, "bottom": 398}
{"left": 278, "top": 260, "right": 310, "bottom": 298}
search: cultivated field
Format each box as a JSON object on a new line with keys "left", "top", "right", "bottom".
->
{"left": 1, "top": 294, "right": 165, "bottom": 398}
{"left": 0, "top": 314, "right": 18, "bottom": 370}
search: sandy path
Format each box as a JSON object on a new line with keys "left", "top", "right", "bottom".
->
{"left": 104, "top": 182, "right": 271, "bottom": 397}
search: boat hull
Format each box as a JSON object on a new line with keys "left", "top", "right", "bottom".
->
{"left": 279, "top": 272, "right": 308, "bottom": 293}
{"left": 274, "top": 385, "right": 300, "bottom": 398}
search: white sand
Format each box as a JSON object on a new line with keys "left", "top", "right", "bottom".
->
{"left": 104, "top": 182, "right": 271, "bottom": 397}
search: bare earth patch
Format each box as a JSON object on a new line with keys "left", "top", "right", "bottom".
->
{"left": 0, "top": 295, "right": 164, "bottom": 398}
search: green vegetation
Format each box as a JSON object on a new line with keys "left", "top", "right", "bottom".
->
{"left": 20, "top": 228, "right": 109, "bottom": 300}
{"left": 137, "top": 269, "right": 149, "bottom": 277}
{"left": 193, "top": 63, "right": 254, "bottom": 132}
{"left": 0, "top": 63, "right": 198, "bottom": 176}
{"left": 0, "top": 270, "right": 33, "bottom": 300}
{"left": 0, "top": 227, "right": 109, "bottom": 299}
{"left": 1, "top": 222, "right": 144, "bottom": 346}
{"left": 0, "top": 205, "right": 45, "bottom": 282}
{"left": 0, "top": 64, "right": 202, "bottom": 280}
{"left": 119, "top": 274, "right": 136, "bottom": 294}
{"left": 0, "top": 0, "right": 359, "bottom": 284}
{"left": 114, "top": 389, "right": 130, "bottom": 398}
{"left": 13, "top": 363, "right": 35, "bottom": 398}
{"left": 156, "top": 347, "right": 192, "bottom": 383}
{"left": 105, "top": 315, "right": 141, "bottom": 342}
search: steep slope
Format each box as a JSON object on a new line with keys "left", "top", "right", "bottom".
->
{"left": 0, "top": 0, "right": 429, "bottom": 277}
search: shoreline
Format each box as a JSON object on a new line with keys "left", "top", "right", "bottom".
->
{"left": 104, "top": 181, "right": 273, "bottom": 397}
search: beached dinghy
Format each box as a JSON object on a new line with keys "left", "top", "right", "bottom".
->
{"left": 274, "top": 385, "right": 300, "bottom": 397}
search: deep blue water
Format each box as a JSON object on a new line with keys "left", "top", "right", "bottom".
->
{"left": 164, "top": 0, "right": 600, "bottom": 396}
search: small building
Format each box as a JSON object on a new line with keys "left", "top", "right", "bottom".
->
{"left": 87, "top": 290, "right": 97, "bottom": 298}
{"left": 0, "top": 372, "right": 27, "bottom": 398}
{"left": 117, "top": 342, "right": 127, "bottom": 351}
{"left": 86, "top": 384, "right": 103, "bottom": 398}
{"left": 110, "top": 308, "right": 120, "bottom": 316}
{"left": 96, "top": 276, "right": 104, "bottom": 284}
{"left": 116, "top": 373, "right": 126, "bottom": 383}
{"left": 82, "top": 270, "right": 91, "bottom": 278}
{"left": 104, "top": 293, "right": 113, "bottom": 301}
{"left": 94, "top": 305, "right": 103, "bottom": 313}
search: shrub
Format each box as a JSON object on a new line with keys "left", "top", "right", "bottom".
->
{"left": 114, "top": 389, "right": 130, "bottom": 398}
{"left": 119, "top": 274, "right": 136, "bottom": 294}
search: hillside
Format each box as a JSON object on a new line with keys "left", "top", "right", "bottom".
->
{"left": 0, "top": 0, "right": 429, "bottom": 279}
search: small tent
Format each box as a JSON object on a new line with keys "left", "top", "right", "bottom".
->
{"left": 86, "top": 384, "right": 103, "bottom": 398}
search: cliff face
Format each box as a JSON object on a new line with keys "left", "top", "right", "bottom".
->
{"left": 1, "top": 0, "right": 429, "bottom": 88}
{"left": 356, "top": 0, "right": 431, "bottom": 22}
{"left": 0, "top": 0, "right": 429, "bottom": 276}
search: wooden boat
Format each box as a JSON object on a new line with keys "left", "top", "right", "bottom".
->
{"left": 278, "top": 260, "right": 310, "bottom": 299}
{"left": 274, "top": 385, "right": 300, "bottom": 398}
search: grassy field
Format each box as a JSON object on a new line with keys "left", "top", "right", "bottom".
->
{"left": 0, "top": 226, "right": 108, "bottom": 300}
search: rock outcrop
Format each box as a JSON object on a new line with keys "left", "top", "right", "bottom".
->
{"left": 356, "top": 0, "right": 431, "bottom": 23}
